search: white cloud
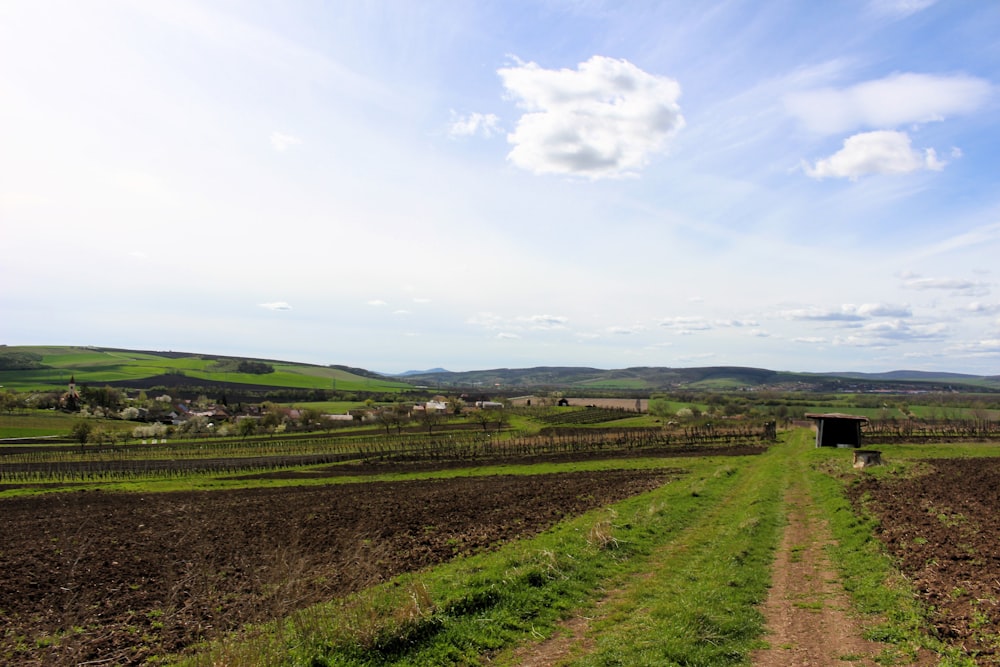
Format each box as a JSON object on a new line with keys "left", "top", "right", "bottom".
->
{"left": 258, "top": 301, "right": 291, "bottom": 311}
{"left": 785, "top": 73, "right": 991, "bottom": 135}
{"left": 965, "top": 302, "right": 1000, "bottom": 315}
{"left": 794, "top": 337, "right": 828, "bottom": 344}
{"left": 468, "top": 313, "right": 569, "bottom": 332}
{"left": 448, "top": 111, "right": 501, "bottom": 138}
{"left": 834, "top": 319, "right": 948, "bottom": 346}
{"left": 902, "top": 277, "right": 990, "bottom": 295}
{"left": 608, "top": 325, "right": 645, "bottom": 335}
{"left": 659, "top": 316, "right": 711, "bottom": 332}
{"left": 270, "top": 131, "right": 302, "bottom": 152}
{"left": 498, "top": 55, "right": 684, "bottom": 178}
{"left": 804, "top": 130, "right": 944, "bottom": 180}
{"left": 781, "top": 303, "right": 911, "bottom": 321}
{"left": 497, "top": 332, "right": 520, "bottom": 339}
{"left": 367, "top": 299, "right": 388, "bottom": 306}
{"left": 518, "top": 314, "right": 569, "bottom": 330}
{"left": 949, "top": 339, "right": 1000, "bottom": 356}
{"left": 856, "top": 303, "right": 913, "bottom": 317}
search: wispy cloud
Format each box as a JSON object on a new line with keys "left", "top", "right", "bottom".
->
{"left": 901, "top": 277, "right": 990, "bottom": 295}
{"left": 781, "top": 303, "right": 912, "bottom": 321}
{"left": 659, "top": 316, "right": 711, "bottom": 333}
{"left": 270, "top": 131, "right": 302, "bottom": 152}
{"left": 258, "top": 301, "right": 292, "bottom": 311}
{"left": 794, "top": 336, "right": 828, "bottom": 344}
{"left": 868, "top": 0, "right": 939, "bottom": 19}
{"left": 519, "top": 314, "right": 569, "bottom": 330}
{"left": 499, "top": 55, "right": 684, "bottom": 178}
{"left": 448, "top": 111, "right": 501, "bottom": 138}
{"left": 785, "top": 72, "right": 991, "bottom": 135}
{"left": 608, "top": 325, "right": 645, "bottom": 335}
{"left": 834, "top": 320, "right": 948, "bottom": 346}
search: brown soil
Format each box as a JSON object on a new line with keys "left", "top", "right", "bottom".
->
{"left": 850, "top": 458, "right": 1000, "bottom": 663}
{"left": 0, "top": 469, "right": 668, "bottom": 666}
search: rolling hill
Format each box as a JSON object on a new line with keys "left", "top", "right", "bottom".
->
{"left": 0, "top": 346, "right": 411, "bottom": 394}
{"left": 2, "top": 345, "right": 997, "bottom": 395}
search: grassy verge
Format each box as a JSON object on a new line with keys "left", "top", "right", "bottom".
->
{"left": 170, "top": 455, "right": 755, "bottom": 666}
{"left": 802, "top": 437, "right": 978, "bottom": 665}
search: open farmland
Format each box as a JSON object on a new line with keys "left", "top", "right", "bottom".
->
{"left": 3, "top": 419, "right": 1000, "bottom": 665}
{"left": 1, "top": 469, "right": 668, "bottom": 665}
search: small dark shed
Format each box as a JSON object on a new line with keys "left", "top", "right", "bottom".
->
{"left": 805, "top": 413, "right": 868, "bottom": 448}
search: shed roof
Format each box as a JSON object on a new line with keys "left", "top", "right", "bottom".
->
{"left": 804, "top": 413, "right": 869, "bottom": 422}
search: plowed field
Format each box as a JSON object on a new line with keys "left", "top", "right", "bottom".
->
{"left": 849, "top": 458, "right": 1000, "bottom": 663}
{"left": 0, "top": 469, "right": 668, "bottom": 665}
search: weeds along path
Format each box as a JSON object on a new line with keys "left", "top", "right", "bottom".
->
{"left": 503, "top": 433, "right": 791, "bottom": 666}
{"left": 752, "top": 436, "right": 884, "bottom": 666}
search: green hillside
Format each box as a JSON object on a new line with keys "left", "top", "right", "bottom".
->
{"left": 0, "top": 346, "right": 409, "bottom": 393}
{"left": 398, "top": 365, "right": 1000, "bottom": 392}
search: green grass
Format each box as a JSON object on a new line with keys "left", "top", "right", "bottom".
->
{"left": 276, "top": 400, "right": 383, "bottom": 414}
{"left": 172, "top": 454, "right": 757, "bottom": 666}
{"left": 0, "top": 346, "right": 410, "bottom": 392}
{"left": 568, "top": 439, "right": 786, "bottom": 665}
{"left": 0, "top": 411, "right": 138, "bottom": 440}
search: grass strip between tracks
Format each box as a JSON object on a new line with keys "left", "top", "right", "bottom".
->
{"left": 171, "top": 450, "right": 776, "bottom": 666}
{"left": 561, "top": 430, "right": 787, "bottom": 666}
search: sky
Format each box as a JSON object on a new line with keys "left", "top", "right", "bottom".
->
{"left": 2, "top": 0, "right": 999, "bottom": 375}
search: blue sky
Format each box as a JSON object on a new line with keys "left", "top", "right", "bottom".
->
{"left": 2, "top": 0, "right": 999, "bottom": 374}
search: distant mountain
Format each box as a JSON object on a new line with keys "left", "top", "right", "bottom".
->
{"left": 819, "top": 370, "right": 984, "bottom": 382}
{"left": 4, "top": 345, "right": 997, "bottom": 394}
{"left": 393, "top": 368, "right": 451, "bottom": 377}
{"left": 396, "top": 365, "right": 1000, "bottom": 392}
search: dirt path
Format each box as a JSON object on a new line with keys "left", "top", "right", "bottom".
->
{"left": 752, "top": 473, "right": 883, "bottom": 666}
{"left": 503, "top": 461, "right": 890, "bottom": 667}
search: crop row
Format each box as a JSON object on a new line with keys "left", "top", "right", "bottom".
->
{"left": 535, "top": 407, "right": 637, "bottom": 425}
{"left": 0, "top": 424, "right": 777, "bottom": 484}
{"left": 863, "top": 418, "right": 1000, "bottom": 443}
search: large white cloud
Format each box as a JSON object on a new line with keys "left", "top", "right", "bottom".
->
{"left": 804, "top": 130, "right": 944, "bottom": 180}
{"left": 498, "top": 56, "right": 684, "bottom": 178}
{"left": 785, "top": 72, "right": 991, "bottom": 135}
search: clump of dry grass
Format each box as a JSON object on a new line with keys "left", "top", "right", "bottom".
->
{"left": 587, "top": 514, "right": 620, "bottom": 550}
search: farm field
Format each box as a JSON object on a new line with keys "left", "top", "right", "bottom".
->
{"left": 1, "top": 468, "right": 667, "bottom": 665}
{"left": 3, "top": 424, "right": 1000, "bottom": 665}
{"left": 850, "top": 458, "right": 1000, "bottom": 662}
